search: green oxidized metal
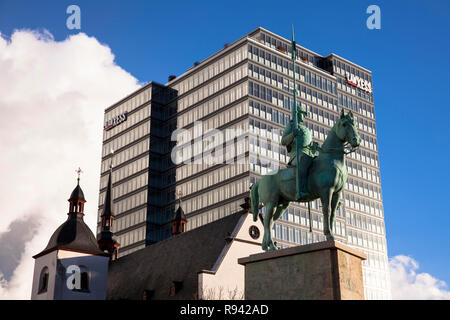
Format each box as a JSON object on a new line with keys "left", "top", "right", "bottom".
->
{"left": 250, "top": 27, "right": 362, "bottom": 251}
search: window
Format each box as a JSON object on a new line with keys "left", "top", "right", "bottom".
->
{"left": 80, "top": 270, "right": 89, "bottom": 292}
{"left": 38, "top": 266, "right": 49, "bottom": 294}
{"left": 71, "top": 265, "right": 90, "bottom": 293}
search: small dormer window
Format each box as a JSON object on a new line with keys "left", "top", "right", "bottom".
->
{"left": 169, "top": 281, "right": 183, "bottom": 296}
{"left": 142, "top": 290, "right": 154, "bottom": 300}
{"left": 70, "top": 265, "right": 90, "bottom": 293}
{"left": 38, "top": 266, "right": 49, "bottom": 294}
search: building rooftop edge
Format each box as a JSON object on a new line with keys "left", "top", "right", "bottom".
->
{"left": 105, "top": 27, "right": 372, "bottom": 114}
{"left": 104, "top": 81, "right": 167, "bottom": 114}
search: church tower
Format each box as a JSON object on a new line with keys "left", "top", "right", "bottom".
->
{"left": 97, "top": 164, "right": 120, "bottom": 259}
{"left": 172, "top": 191, "right": 187, "bottom": 236}
{"left": 31, "top": 169, "right": 110, "bottom": 300}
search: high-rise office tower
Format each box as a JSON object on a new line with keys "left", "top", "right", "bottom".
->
{"left": 97, "top": 27, "right": 390, "bottom": 299}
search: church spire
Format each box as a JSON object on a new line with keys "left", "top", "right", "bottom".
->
{"left": 68, "top": 167, "right": 86, "bottom": 217}
{"left": 98, "top": 157, "right": 120, "bottom": 259}
{"left": 172, "top": 190, "right": 187, "bottom": 236}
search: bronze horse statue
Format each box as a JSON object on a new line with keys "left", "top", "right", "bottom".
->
{"left": 251, "top": 109, "right": 361, "bottom": 251}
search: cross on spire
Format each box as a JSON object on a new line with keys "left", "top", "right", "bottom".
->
{"left": 177, "top": 190, "right": 183, "bottom": 207}
{"left": 110, "top": 149, "right": 114, "bottom": 169}
{"left": 75, "top": 167, "right": 83, "bottom": 185}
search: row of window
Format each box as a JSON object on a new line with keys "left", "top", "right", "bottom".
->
{"left": 102, "top": 120, "right": 150, "bottom": 158}
{"left": 115, "top": 226, "right": 146, "bottom": 250}
{"left": 249, "top": 80, "right": 339, "bottom": 115}
{"left": 344, "top": 193, "right": 383, "bottom": 217}
{"left": 172, "top": 45, "right": 247, "bottom": 97}
{"left": 177, "top": 63, "right": 247, "bottom": 112}
{"left": 248, "top": 61, "right": 337, "bottom": 98}
{"left": 249, "top": 81, "right": 292, "bottom": 110}
{"left": 346, "top": 177, "right": 382, "bottom": 201}
{"left": 346, "top": 161, "right": 381, "bottom": 184}
{"left": 172, "top": 119, "right": 249, "bottom": 165}
{"left": 308, "top": 105, "right": 378, "bottom": 154}
{"left": 363, "top": 269, "right": 390, "bottom": 294}
{"left": 186, "top": 198, "right": 244, "bottom": 231}
{"left": 249, "top": 117, "right": 378, "bottom": 169}
{"left": 249, "top": 118, "right": 284, "bottom": 144}
{"left": 347, "top": 228, "right": 386, "bottom": 252}
{"left": 249, "top": 141, "right": 287, "bottom": 169}
{"left": 305, "top": 198, "right": 346, "bottom": 218}
{"left": 249, "top": 134, "right": 286, "bottom": 154}
{"left": 175, "top": 143, "right": 249, "bottom": 180}
{"left": 364, "top": 288, "right": 391, "bottom": 300}
{"left": 105, "top": 189, "right": 148, "bottom": 216}
{"left": 252, "top": 119, "right": 378, "bottom": 171}
{"left": 104, "top": 87, "right": 152, "bottom": 127}
{"left": 181, "top": 177, "right": 249, "bottom": 216}
{"left": 339, "top": 93, "right": 375, "bottom": 126}
{"left": 363, "top": 251, "right": 389, "bottom": 271}
{"left": 347, "top": 146, "right": 380, "bottom": 169}
{"left": 334, "top": 59, "right": 372, "bottom": 83}
{"left": 278, "top": 199, "right": 345, "bottom": 220}
{"left": 359, "top": 132, "right": 378, "bottom": 151}
{"left": 112, "top": 172, "right": 148, "bottom": 203}
{"left": 248, "top": 41, "right": 333, "bottom": 86}
{"left": 118, "top": 243, "right": 145, "bottom": 259}
{"left": 101, "top": 138, "right": 149, "bottom": 175}
{"left": 250, "top": 100, "right": 379, "bottom": 155}
{"left": 176, "top": 95, "right": 248, "bottom": 147}
{"left": 103, "top": 103, "right": 151, "bottom": 142}
{"left": 276, "top": 210, "right": 346, "bottom": 238}
{"left": 177, "top": 162, "right": 249, "bottom": 199}
{"left": 100, "top": 154, "right": 149, "bottom": 190}
{"left": 354, "top": 100, "right": 375, "bottom": 120}
{"left": 337, "top": 76, "right": 374, "bottom": 103}
{"left": 307, "top": 105, "right": 338, "bottom": 129}
{"left": 346, "top": 210, "right": 385, "bottom": 235}
{"left": 252, "top": 33, "right": 375, "bottom": 105}
{"left": 252, "top": 32, "right": 313, "bottom": 64}
{"left": 249, "top": 100, "right": 291, "bottom": 127}
{"left": 356, "top": 117, "right": 377, "bottom": 137}
{"left": 249, "top": 155, "right": 282, "bottom": 176}
{"left": 177, "top": 89, "right": 249, "bottom": 130}
{"left": 273, "top": 223, "right": 327, "bottom": 245}
{"left": 298, "top": 84, "right": 339, "bottom": 113}
{"left": 113, "top": 208, "right": 146, "bottom": 233}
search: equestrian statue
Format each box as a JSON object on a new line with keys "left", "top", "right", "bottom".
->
{"left": 250, "top": 27, "right": 362, "bottom": 251}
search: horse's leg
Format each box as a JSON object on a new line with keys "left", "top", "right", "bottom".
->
{"left": 330, "top": 192, "right": 340, "bottom": 237}
{"left": 273, "top": 202, "right": 289, "bottom": 221}
{"left": 263, "top": 202, "right": 277, "bottom": 251}
{"left": 320, "top": 189, "right": 335, "bottom": 241}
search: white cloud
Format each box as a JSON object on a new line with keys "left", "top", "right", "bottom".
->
{"left": 0, "top": 29, "right": 140, "bottom": 299}
{"left": 390, "top": 255, "right": 450, "bottom": 300}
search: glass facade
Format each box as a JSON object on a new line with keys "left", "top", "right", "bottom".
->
{"left": 97, "top": 27, "right": 390, "bottom": 299}
{"left": 245, "top": 29, "right": 390, "bottom": 300}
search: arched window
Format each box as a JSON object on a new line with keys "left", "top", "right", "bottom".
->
{"left": 79, "top": 266, "right": 90, "bottom": 292}
{"left": 38, "top": 266, "right": 49, "bottom": 294}
{"left": 69, "top": 265, "right": 90, "bottom": 292}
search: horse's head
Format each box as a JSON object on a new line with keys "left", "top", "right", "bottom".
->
{"left": 335, "top": 109, "right": 361, "bottom": 148}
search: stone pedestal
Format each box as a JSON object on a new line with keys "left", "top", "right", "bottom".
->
{"left": 238, "top": 240, "right": 366, "bottom": 300}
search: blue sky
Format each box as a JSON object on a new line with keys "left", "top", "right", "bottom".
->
{"left": 1, "top": 0, "right": 449, "bottom": 285}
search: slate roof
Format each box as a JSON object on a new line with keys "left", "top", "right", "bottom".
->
{"left": 69, "top": 184, "right": 85, "bottom": 201}
{"left": 174, "top": 205, "right": 186, "bottom": 221}
{"left": 100, "top": 172, "right": 114, "bottom": 217}
{"left": 107, "top": 211, "right": 245, "bottom": 300}
{"left": 33, "top": 214, "right": 107, "bottom": 258}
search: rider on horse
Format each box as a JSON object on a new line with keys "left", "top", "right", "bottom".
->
{"left": 281, "top": 105, "right": 315, "bottom": 200}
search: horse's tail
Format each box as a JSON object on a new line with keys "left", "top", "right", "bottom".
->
{"left": 251, "top": 182, "right": 260, "bottom": 222}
